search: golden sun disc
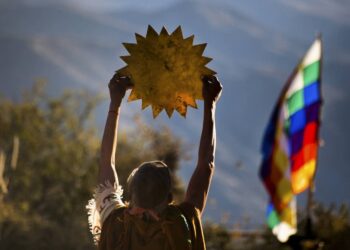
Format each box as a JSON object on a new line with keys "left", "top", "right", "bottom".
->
{"left": 117, "top": 25, "right": 216, "bottom": 118}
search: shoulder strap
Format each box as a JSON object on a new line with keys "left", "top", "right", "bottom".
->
{"left": 98, "top": 206, "right": 127, "bottom": 250}
{"left": 161, "top": 205, "right": 192, "bottom": 250}
{"left": 177, "top": 202, "right": 206, "bottom": 250}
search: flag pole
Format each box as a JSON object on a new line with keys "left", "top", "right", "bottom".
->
{"left": 305, "top": 181, "right": 314, "bottom": 237}
{"left": 305, "top": 33, "right": 323, "bottom": 238}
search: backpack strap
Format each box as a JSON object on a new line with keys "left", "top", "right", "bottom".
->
{"left": 121, "top": 208, "right": 133, "bottom": 250}
{"left": 160, "top": 205, "right": 192, "bottom": 250}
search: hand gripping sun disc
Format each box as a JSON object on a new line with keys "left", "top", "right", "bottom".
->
{"left": 117, "top": 25, "right": 216, "bottom": 118}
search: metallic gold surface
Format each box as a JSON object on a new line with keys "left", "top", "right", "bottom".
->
{"left": 117, "top": 25, "right": 216, "bottom": 118}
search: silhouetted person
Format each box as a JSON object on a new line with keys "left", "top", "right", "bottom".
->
{"left": 87, "top": 73, "right": 222, "bottom": 250}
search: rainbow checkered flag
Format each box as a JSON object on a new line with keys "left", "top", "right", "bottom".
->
{"left": 260, "top": 37, "right": 323, "bottom": 242}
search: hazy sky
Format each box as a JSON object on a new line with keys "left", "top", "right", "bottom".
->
{"left": 1, "top": 0, "right": 349, "bottom": 226}
{"left": 19, "top": 0, "right": 180, "bottom": 12}
{"left": 20, "top": 0, "right": 350, "bottom": 21}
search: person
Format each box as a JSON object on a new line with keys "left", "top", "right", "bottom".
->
{"left": 87, "top": 73, "right": 222, "bottom": 250}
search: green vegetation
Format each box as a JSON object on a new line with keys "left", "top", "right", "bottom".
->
{"left": 0, "top": 82, "right": 186, "bottom": 249}
{"left": 0, "top": 83, "right": 349, "bottom": 249}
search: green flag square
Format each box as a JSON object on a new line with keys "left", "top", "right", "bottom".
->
{"left": 267, "top": 210, "right": 280, "bottom": 228}
{"left": 287, "top": 90, "right": 304, "bottom": 116}
{"left": 303, "top": 61, "right": 320, "bottom": 86}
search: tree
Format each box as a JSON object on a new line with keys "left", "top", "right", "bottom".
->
{"left": 204, "top": 221, "right": 234, "bottom": 250}
{"left": 202, "top": 200, "right": 350, "bottom": 250}
{"left": 297, "top": 202, "right": 350, "bottom": 250}
{"left": 0, "top": 82, "right": 188, "bottom": 249}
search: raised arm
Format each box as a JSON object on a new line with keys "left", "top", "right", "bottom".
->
{"left": 98, "top": 73, "right": 132, "bottom": 186}
{"left": 185, "top": 75, "right": 222, "bottom": 214}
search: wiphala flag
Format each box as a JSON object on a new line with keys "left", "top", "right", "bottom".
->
{"left": 260, "top": 37, "right": 323, "bottom": 242}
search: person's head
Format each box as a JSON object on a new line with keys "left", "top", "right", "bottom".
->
{"left": 127, "top": 161, "right": 172, "bottom": 210}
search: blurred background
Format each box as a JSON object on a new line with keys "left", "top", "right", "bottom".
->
{"left": 0, "top": 0, "right": 349, "bottom": 249}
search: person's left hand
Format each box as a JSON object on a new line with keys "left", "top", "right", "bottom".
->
{"left": 108, "top": 73, "right": 133, "bottom": 103}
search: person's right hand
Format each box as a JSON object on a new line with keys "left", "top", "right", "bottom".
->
{"left": 202, "top": 75, "right": 222, "bottom": 104}
{"left": 108, "top": 73, "right": 133, "bottom": 103}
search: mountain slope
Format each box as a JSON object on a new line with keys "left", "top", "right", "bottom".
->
{"left": 0, "top": 1, "right": 349, "bottom": 227}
